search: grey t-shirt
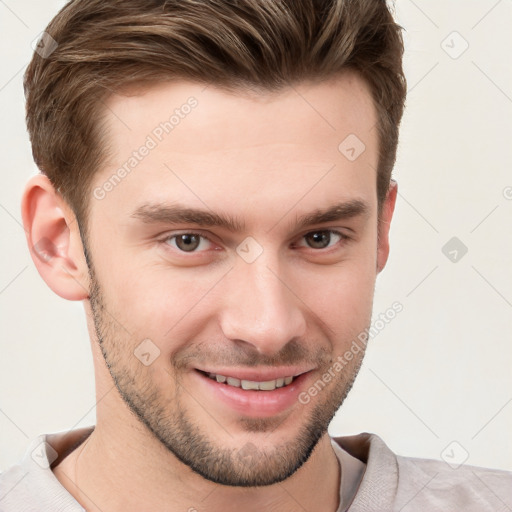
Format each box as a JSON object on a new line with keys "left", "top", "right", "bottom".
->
{"left": 1, "top": 426, "right": 510, "bottom": 511}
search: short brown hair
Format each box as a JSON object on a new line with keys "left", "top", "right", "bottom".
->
{"left": 24, "top": 0, "right": 406, "bottom": 234}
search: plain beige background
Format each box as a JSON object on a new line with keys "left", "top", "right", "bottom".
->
{"left": 1, "top": 0, "right": 511, "bottom": 472}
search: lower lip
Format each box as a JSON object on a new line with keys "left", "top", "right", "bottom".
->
{"left": 193, "top": 370, "right": 311, "bottom": 418}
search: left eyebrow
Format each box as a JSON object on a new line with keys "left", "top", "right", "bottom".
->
{"left": 129, "top": 199, "right": 370, "bottom": 233}
{"left": 291, "top": 199, "right": 371, "bottom": 231}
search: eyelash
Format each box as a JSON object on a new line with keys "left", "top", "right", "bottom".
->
{"left": 159, "top": 229, "right": 351, "bottom": 254}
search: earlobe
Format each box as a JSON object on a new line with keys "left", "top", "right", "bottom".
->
{"left": 376, "top": 179, "right": 398, "bottom": 273}
{"left": 21, "top": 174, "right": 90, "bottom": 301}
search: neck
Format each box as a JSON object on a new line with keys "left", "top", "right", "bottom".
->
{"left": 53, "top": 344, "right": 342, "bottom": 512}
{"left": 53, "top": 413, "right": 341, "bottom": 512}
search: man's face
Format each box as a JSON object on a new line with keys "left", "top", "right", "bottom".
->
{"left": 85, "top": 72, "right": 384, "bottom": 486}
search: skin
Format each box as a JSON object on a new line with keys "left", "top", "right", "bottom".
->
{"left": 22, "top": 71, "right": 397, "bottom": 512}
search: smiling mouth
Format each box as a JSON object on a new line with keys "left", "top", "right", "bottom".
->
{"left": 197, "top": 370, "right": 297, "bottom": 391}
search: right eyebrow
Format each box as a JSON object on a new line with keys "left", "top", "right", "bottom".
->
{"left": 130, "top": 202, "right": 246, "bottom": 232}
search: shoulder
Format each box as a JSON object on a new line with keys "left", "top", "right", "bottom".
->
{"left": 0, "top": 460, "right": 27, "bottom": 500}
{"left": 394, "top": 452, "right": 512, "bottom": 511}
{"left": 331, "top": 433, "right": 512, "bottom": 511}
{"left": 0, "top": 428, "right": 92, "bottom": 511}
{"left": 0, "top": 440, "right": 42, "bottom": 511}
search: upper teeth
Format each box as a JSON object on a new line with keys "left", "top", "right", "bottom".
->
{"left": 208, "top": 373, "right": 294, "bottom": 390}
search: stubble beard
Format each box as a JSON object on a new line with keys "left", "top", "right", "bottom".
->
{"left": 86, "top": 261, "right": 367, "bottom": 487}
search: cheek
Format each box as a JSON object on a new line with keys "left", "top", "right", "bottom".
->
{"left": 100, "top": 256, "right": 225, "bottom": 341}
{"left": 293, "top": 240, "right": 377, "bottom": 307}
{"left": 297, "top": 267, "right": 374, "bottom": 322}
{"left": 93, "top": 223, "right": 377, "bottom": 349}
{"left": 286, "top": 247, "right": 377, "bottom": 344}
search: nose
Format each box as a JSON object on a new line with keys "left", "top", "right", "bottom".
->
{"left": 218, "top": 258, "right": 307, "bottom": 356}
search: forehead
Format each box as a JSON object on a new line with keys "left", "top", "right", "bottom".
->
{"left": 92, "top": 73, "right": 379, "bottom": 226}
{"left": 103, "top": 72, "right": 376, "bottom": 151}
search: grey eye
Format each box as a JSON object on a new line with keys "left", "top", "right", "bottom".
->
{"left": 303, "top": 231, "right": 342, "bottom": 249}
{"left": 173, "top": 234, "right": 201, "bottom": 252}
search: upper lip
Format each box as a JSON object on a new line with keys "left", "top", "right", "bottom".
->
{"left": 195, "top": 366, "right": 314, "bottom": 382}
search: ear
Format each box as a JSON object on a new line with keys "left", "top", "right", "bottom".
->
{"left": 21, "top": 174, "right": 90, "bottom": 300}
{"left": 376, "top": 179, "right": 398, "bottom": 274}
